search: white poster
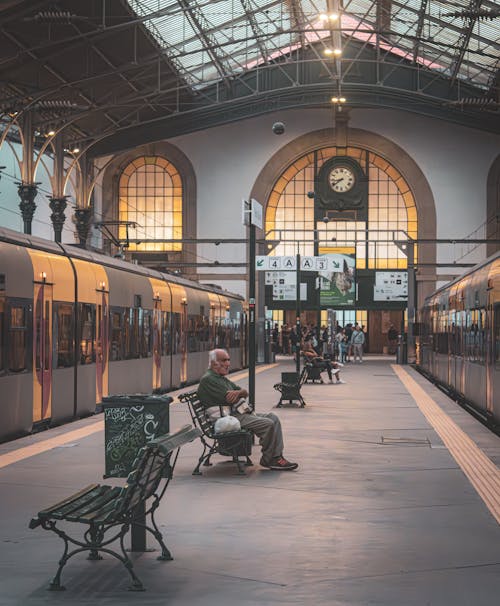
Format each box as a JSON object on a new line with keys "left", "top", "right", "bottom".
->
{"left": 374, "top": 271, "right": 408, "bottom": 301}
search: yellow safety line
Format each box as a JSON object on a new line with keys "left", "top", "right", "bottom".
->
{"left": 393, "top": 365, "right": 500, "bottom": 524}
{"left": 0, "top": 363, "right": 280, "bottom": 470}
{"left": 0, "top": 422, "right": 104, "bottom": 470}
{"left": 228, "top": 362, "right": 279, "bottom": 383}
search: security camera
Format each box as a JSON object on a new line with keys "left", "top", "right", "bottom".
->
{"left": 322, "top": 216, "right": 330, "bottom": 224}
{"left": 307, "top": 191, "right": 315, "bottom": 199}
{"left": 272, "top": 121, "right": 285, "bottom": 135}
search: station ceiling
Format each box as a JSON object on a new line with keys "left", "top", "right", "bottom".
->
{"left": 1, "top": 0, "right": 499, "bottom": 157}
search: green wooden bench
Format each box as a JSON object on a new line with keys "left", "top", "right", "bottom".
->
{"left": 273, "top": 371, "right": 307, "bottom": 407}
{"left": 179, "top": 390, "right": 253, "bottom": 475}
{"left": 29, "top": 425, "right": 200, "bottom": 592}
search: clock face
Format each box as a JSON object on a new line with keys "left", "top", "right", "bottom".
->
{"left": 328, "top": 166, "right": 356, "bottom": 193}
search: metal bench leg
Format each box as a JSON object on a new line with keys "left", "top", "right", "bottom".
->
{"left": 147, "top": 502, "right": 173, "bottom": 561}
{"left": 233, "top": 455, "right": 246, "bottom": 475}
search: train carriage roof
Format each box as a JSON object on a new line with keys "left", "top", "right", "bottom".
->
{"left": 424, "top": 249, "right": 500, "bottom": 304}
{"left": 0, "top": 226, "right": 243, "bottom": 301}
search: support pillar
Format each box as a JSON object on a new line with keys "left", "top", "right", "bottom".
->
{"left": 49, "top": 196, "right": 68, "bottom": 243}
{"left": 18, "top": 183, "right": 38, "bottom": 234}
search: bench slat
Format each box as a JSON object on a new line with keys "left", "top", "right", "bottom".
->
{"left": 36, "top": 484, "right": 101, "bottom": 518}
{"left": 41, "top": 485, "right": 109, "bottom": 520}
{"left": 65, "top": 486, "right": 123, "bottom": 522}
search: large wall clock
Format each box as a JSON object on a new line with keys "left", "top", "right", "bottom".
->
{"left": 314, "top": 156, "right": 368, "bottom": 220}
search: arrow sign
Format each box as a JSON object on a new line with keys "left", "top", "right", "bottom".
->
{"left": 255, "top": 256, "right": 267, "bottom": 270}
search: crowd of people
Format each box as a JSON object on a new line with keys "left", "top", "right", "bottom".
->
{"left": 271, "top": 321, "right": 367, "bottom": 365}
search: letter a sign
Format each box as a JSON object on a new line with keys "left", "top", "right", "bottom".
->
{"left": 282, "top": 256, "right": 296, "bottom": 270}
{"left": 301, "top": 257, "right": 315, "bottom": 272}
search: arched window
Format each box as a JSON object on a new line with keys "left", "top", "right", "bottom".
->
{"left": 265, "top": 147, "right": 417, "bottom": 269}
{"left": 118, "top": 156, "right": 182, "bottom": 252}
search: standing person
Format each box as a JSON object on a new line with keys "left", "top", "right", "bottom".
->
{"left": 361, "top": 325, "right": 369, "bottom": 353}
{"left": 336, "top": 329, "right": 348, "bottom": 363}
{"left": 321, "top": 325, "right": 329, "bottom": 357}
{"left": 289, "top": 324, "right": 299, "bottom": 362}
{"left": 351, "top": 324, "right": 365, "bottom": 363}
{"left": 388, "top": 324, "right": 398, "bottom": 354}
{"left": 197, "top": 349, "right": 298, "bottom": 470}
{"left": 344, "top": 323, "right": 353, "bottom": 362}
{"left": 271, "top": 323, "right": 280, "bottom": 354}
{"left": 281, "top": 323, "right": 290, "bottom": 355}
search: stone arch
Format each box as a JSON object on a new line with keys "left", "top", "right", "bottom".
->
{"left": 249, "top": 127, "right": 437, "bottom": 304}
{"left": 101, "top": 140, "right": 197, "bottom": 277}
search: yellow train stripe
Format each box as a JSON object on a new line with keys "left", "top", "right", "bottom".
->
{"left": 0, "top": 363, "right": 280, "bottom": 469}
{"left": 393, "top": 365, "right": 500, "bottom": 524}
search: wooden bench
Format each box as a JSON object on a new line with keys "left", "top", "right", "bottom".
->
{"left": 29, "top": 424, "right": 200, "bottom": 592}
{"left": 179, "top": 390, "right": 253, "bottom": 475}
{"left": 273, "top": 371, "right": 307, "bottom": 407}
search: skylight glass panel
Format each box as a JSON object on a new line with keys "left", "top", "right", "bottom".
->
{"left": 126, "top": 0, "right": 498, "bottom": 91}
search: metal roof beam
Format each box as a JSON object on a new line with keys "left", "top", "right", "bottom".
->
{"left": 448, "top": 0, "right": 485, "bottom": 87}
{"left": 412, "top": 0, "right": 428, "bottom": 63}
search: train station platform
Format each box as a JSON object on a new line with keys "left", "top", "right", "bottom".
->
{"left": 1, "top": 356, "right": 499, "bottom": 606}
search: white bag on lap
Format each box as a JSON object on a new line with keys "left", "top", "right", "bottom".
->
{"left": 214, "top": 415, "right": 241, "bottom": 433}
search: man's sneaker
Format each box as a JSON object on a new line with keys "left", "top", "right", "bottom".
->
{"left": 336, "top": 379, "right": 346, "bottom": 384}
{"left": 265, "top": 457, "right": 298, "bottom": 471}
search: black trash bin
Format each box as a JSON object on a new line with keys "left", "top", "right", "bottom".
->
{"left": 102, "top": 393, "right": 172, "bottom": 478}
{"left": 266, "top": 342, "right": 276, "bottom": 363}
{"left": 396, "top": 336, "right": 408, "bottom": 365}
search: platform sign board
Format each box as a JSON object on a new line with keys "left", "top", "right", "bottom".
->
{"left": 256, "top": 256, "right": 297, "bottom": 271}
{"left": 318, "top": 251, "right": 356, "bottom": 306}
{"left": 374, "top": 271, "right": 408, "bottom": 301}
{"left": 250, "top": 198, "right": 263, "bottom": 229}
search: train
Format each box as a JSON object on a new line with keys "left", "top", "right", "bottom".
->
{"left": 417, "top": 250, "right": 499, "bottom": 432}
{"left": 0, "top": 226, "right": 247, "bottom": 443}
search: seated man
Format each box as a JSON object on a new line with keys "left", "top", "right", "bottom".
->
{"left": 197, "top": 349, "right": 298, "bottom": 471}
{"left": 302, "top": 338, "right": 345, "bottom": 384}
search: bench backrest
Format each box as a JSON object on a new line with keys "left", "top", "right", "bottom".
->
{"left": 179, "top": 391, "right": 218, "bottom": 439}
{"left": 113, "top": 425, "right": 200, "bottom": 518}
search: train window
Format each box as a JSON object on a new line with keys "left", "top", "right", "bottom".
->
{"left": 165, "top": 311, "right": 172, "bottom": 356}
{"left": 110, "top": 308, "right": 124, "bottom": 361}
{"left": 55, "top": 302, "right": 74, "bottom": 367}
{"left": 142, "top": 309, "right": 152, "bottom": 357}
{"left": 495, "top": 305, "right": 500, "bottom": 367}
{"left": 78, "top": 303, "right": 95, "bottom": 364}
{"left": 437, "top": 308, "right": 448, "bottom": 355}
{"left": 8, "top": 302, "right": 30, "bottom": 373}
{"left": 171, "top": 312, "right": 181, "bottom": 355}
{"left": 124, "top": 308, "right": 140, "bottom": 359}
{"left": 188, "top": 312, "right": 208, "bottom": 353}
{"left": 466, "top": 308, "right": 486, "bottom": 364}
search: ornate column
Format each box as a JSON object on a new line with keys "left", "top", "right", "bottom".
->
{"left": 73, "top": 206, "right": 92, "bottom": 247}
{"left": 18, "top": 182, "right": 38, "bottom": 234}
{"left": 48, "top": 195, "right": 69, "bottom": 243}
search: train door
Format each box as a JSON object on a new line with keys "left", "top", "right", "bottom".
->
{"left": 166, "top": 282, "right": 187, "bottom": 387}
{"left": 96, "top": 287, "right": 109, "bottom": 404}
{"left": 33, "top": 275, "right": 52, "bottom": 425}
{"left": 181, "top": 297, "right": 188, "bottom": 384}
{"left": 152, "top": 297, "right": 162, "bottom": 390}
